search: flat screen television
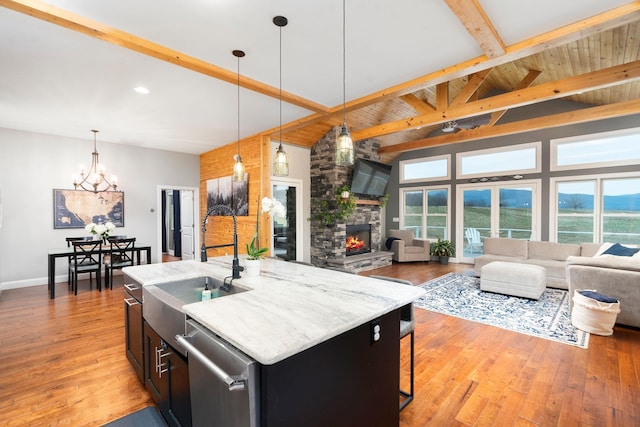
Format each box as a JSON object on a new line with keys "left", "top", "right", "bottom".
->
{"left": 350, "top": 158, "right": 392, "bottom": 197}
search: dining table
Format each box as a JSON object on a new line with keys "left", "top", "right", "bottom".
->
{"left": 47, "top": 243, "right": 152, "bottom": 299}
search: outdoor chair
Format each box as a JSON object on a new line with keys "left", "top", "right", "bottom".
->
{"left": 465, "top": 227, "right": 484, "bottom": 254}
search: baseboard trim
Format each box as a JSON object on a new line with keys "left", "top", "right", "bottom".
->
{"left": 0, "top": 271, "right": 124, "bottom": 291}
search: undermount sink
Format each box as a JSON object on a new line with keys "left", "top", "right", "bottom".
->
{"left": 155, "top": 276, "right": 249, "bottom": 305}
{"left": 143, "top": 276, "right": 250, "bottom": 356}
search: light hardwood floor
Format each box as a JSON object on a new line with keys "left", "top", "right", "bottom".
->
{"left": 1, "top": 262, "right": 638, "bottom": 426}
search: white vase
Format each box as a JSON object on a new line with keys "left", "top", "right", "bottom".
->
{"left": 244, "top": 259, "right": 262, "bottom": 277}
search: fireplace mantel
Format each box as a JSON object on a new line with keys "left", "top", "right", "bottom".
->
{"left": 355, "top": 198, "right": 381, "bottom": 206}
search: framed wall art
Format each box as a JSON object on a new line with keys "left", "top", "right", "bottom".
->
{"left": 206, "top": 174, "right": 248, "bottom": 216}
{"left": 53, "top": 189, "right": 124, "bottom": 229}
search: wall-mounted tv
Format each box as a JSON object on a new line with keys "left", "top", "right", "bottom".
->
{"left": 350, "top": 158, "right": 392, "bottom": 197}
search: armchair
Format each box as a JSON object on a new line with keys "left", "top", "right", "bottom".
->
{"left": 387, "top": 229, "right": 430, "bottom": 263}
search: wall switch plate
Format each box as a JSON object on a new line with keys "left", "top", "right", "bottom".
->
{"left": 370, "top": 319, "right": 381, "bottom": 344}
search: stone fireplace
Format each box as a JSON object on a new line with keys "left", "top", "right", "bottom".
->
{"left": 310, "top": 127, "right": 392, "bottom": 272}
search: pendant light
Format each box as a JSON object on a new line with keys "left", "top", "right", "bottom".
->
{"left": 232, "top": 49, "right": 246, "bottom": 182}
{"left": 273, "top": 16, "right": 289, "bottom": 177}
{"left": 72, "top": 130, "right": 119, "bottom": 193}
{"left": 336, "top": 0, "right": 354, "bottom": 166}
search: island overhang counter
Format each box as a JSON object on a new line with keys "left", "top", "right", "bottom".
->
{"left": 123, "top": 256, "right": 425, "bottom": 365}
{"left": 123, "top": 256, "right": 426, "bottom": 427}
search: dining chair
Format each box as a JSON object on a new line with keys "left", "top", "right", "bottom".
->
{"left": 70, "top": 240, "right": 103, "bottom": 295}
{"left": 105, "top": 237, "right": 136, "bottom": 290}
{"left": 65, "top": 236, "right": 91, "bottom": 288}
{"left": 370, "top": 275, "right": 415, "bottom": 411}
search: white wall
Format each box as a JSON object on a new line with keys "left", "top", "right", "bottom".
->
{"left": 0, "top": 127, "right": 200, "bottom": 289}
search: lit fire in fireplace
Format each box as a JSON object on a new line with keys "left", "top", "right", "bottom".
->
{"left": 346, "top": 235, "right": 366, "bottom": 252}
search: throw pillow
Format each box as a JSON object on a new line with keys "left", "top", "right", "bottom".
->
{"left": 593, "top": 242, "right": 613, "bottom": 257}
{"left": 578, "top": 290, "right": 619, "bottom": 304}
{"left": 601, "top": 243, "right": 640, "bottom": 257}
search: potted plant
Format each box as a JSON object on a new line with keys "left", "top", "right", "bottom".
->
{"left": 431, "top": 238, "right": 455, "bottom": 265}
{"left": 311, "top": 185, "right": 357, "bottom": 227}
{"left": 245, "top": 196, "right": 286, "bottom": 276}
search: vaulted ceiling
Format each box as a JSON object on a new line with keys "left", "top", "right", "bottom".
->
{"left": 1, "top": 0, "right": 639, "bottom": 162}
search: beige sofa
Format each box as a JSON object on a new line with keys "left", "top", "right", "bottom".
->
{"left": 474, "top": 238, "right": 601, "bottom": 289}
{"left": 567, "top": 254, "right": 640, "bottom": 329}
{"left": 386, "top": 229, "right": 430, "bottom": 263}
{"left": 475, "top": 238, "right": 640, "bottom": 328}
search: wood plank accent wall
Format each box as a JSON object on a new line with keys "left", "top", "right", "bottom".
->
{"left": 200, "top": 135, "right": 271, "bottom": 258}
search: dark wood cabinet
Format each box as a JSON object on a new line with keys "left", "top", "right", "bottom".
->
{"left": 123, "top": 282, "right": 144, "bottom": 383}
{"left": 144, "top": 322, "right": 191, "bottom": 427}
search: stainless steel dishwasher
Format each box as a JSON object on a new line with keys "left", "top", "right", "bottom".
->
{"left": 176, "top": 319, "right": 260, "bottom": 427}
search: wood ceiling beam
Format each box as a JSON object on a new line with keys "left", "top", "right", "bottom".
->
{"left": 436, "top": 83, "right": 449, "bottom": 111}
{"left": 450, "top": 68, "right": 493, "bottom": 107}
{"left": 0, "top": 0, "right": 330, "bottom": 114}
{"left": 353, "top": 60, "right": 640, "bottom": 141}
{"left": 378, "top": 98, "right": 640, "bottom": 154}
{"left": 489, "top": 69, "right": 542, "bottom": 125}
{"left": 272, "top": 3, "right": 640, "bottom": 135}
{"left": 400, "top": 94, "right": 435, "bottom": 115}
{"left": 444, "top": 0, "right": 506, "bottom": 58}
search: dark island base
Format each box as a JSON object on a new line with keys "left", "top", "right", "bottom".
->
{"left": 261, "top": 309, "right": 401, "bottom": 427}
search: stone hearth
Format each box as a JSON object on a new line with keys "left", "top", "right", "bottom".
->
{"left": 310, "top": 127, "right": 391, "bottom": 272}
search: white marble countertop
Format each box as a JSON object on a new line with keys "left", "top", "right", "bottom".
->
{"left": 123, "top": 256, "right": 425, "bottom": 365}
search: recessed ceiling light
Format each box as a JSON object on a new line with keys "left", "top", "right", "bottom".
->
{"left": 133, "top": 86, "right": 149, "bottom": 94}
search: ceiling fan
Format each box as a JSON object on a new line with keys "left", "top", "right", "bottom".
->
{"left": 440, "top": 113, "right": 492, "bottom": 133}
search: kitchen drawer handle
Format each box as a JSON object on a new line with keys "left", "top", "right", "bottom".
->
{"left": 124, "top": 283, "right": 140, "bottom": 292}
{"left": 124, "top": 297, "right": 140, "bottom": 307}
{"left": 176, "top": 334, "right": 246, "bottom": 392}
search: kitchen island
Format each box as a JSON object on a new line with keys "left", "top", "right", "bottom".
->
{"left": 124, "top": 256, "right": 426, "bottom": 427}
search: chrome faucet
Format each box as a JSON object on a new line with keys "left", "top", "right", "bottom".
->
{"left": 201, "top": 204, "right": 243, "bottom": 280}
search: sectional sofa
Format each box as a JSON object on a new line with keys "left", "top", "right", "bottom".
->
{"left": 473, "top": 237, "right": 601, "bottom": 289}
{"left": 474, "top": 238, "right": 640, "bottom": 328}
{"left": 566, "top": 249, "right": 640, "bottom": 329}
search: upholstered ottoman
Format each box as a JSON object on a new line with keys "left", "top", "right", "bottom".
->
{"left": 480, "top": 261, "right": 546, "bottom": 300}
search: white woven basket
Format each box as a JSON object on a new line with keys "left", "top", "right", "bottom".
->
{"left": 571, "top": 289, "right": 621, "bottom": 336}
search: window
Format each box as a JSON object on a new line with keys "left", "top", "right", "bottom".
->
{"left": 552, "top": 127, "right": 640, "bottom": 171}
{"left": 555, "top": 181, "right": 595, "bottom": 244}
{"left": 457, "top": 142, "right": 540, "bottom": 179}
{"left": 551, "top": 174, "right": 640, "bottom": 244}
{"left": 602, "top": 178, "right": 640, "bottom": 244}
{"left": 400, "top": 187, "right": 450, "bottom": 240}
{"left": 400, "top": 155, "right": 449, "bottom": 183}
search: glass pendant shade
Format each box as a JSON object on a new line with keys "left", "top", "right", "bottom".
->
{"left": 335, "top": 0, "right": 354, "bottom": 166}
{"left": 232, "top": 154, "right": 245, "bottom": 182}
{"left": 335, "top": 125, "right": 354, "bottom": 166}
{"left": 231, "top": 49, "right": 246, "bottom": 182}
{"left": 273, "top": 143, "right": 289, "bottom": 176}
{"left": 273, "top": 16, "right": 290, "bottom": 176}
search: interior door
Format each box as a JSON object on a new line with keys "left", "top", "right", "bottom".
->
{"left": 458, "top": 181, "right": 538, "bottom": 263}
{"left": 180, "top": 190, "right": 195, "bottom": 260}
{"left": 271, "top": 179, "right": 303, "bottom": 262}
{"left": 165, "top": 192, "right": 174, "bottom": 256}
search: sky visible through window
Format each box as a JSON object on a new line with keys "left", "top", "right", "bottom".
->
{"left": 461, "top": 147, "right": 536, "bottom": 175}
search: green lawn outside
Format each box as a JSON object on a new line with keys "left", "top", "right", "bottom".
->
{"left": 407, "top": 206, "right": 640, "bottom": 245}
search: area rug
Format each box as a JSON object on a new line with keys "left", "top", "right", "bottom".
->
{"left": 413, "top": 272, "right": 589, "bottom": 348}
{"left": 102, "top": 406, "right": 166, "bottom": 427}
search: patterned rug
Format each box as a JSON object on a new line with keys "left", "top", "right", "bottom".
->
{"left": 413, "top": 272, "right": 589, "bottom": 348}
